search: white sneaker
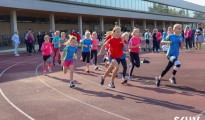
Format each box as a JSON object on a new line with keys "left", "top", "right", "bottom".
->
{"left": 15, "top": 54, "right": 20, "bottom": 56}
{"left": 48, "top": 68, "right": 52, "bottom": 72}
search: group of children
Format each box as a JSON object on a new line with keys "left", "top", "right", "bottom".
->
{"left": 40, "top": 23, "right": 184, "bottom": 88}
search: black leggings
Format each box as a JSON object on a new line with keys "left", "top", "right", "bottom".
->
{"left": 82, "top": 52, "right": 90, "bottom": 63}
{"left": 120, "top": 58, "right": 127, "bottom": 78}
{"left": 185, "top": 38, "right": 192, "bottom": 50}
{"left": 129, "top": 52, "right": 140, "bottom": 77}
{"left": 161, "top": 56, "right": 181, "bottom": 77}
{"left": 90, "top": 50, "right": 97, "bottom": 65}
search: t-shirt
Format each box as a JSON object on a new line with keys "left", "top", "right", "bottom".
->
{"left": 144, "top": 32, "right": 149, "bottom": 40}
{"left": 52, "top": 36, "right": 61, "bottom": 48}
{"left": 91, "top": 39, "right": 99, "bottom": 50}
{"left": 41, "top": 42, "right": 53, "bottom": 56}
{"left": 196, "top": 27, "right": 203, "bottom": 35}
{"left": 81, "top": 39, "right": 92, "bottom": 52}
{"left": 165, "top": 34, "right": 182, "bottom": 58}
{"left": 63, "top": 46, "right": 78, "bottom": 61}
{"left": 162, "top": 32, "right": 167, "bottom": 40}
{"left": 156, "top": 32, "right": 162, "bottom": 41}
{"left": 108, "top": 37, "right": 123, "bottom": 59}
{"left": 129, "top": 37, "right": 141, "bottom": 53}
{"left": 120, "top": 41, "right": 128, "bottom": 59}
{"left": 59, "top": 39, "right": 66, "bottom": 51}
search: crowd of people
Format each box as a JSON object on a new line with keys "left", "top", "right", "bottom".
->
{"left": 11, "top": 23, "right": 204, "bottom": 88}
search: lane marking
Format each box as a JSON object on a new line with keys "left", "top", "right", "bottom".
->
{"left": 74, "top": 72, "right": 203, "bottom": 114}
{"left": 195, "top": 111, "right": 205, "bottom": 117}
{"left": 0, "top": 88, "right": 35, "bottom": 120}
{"left": 0, "top": 57, "right": 40, "bottom": 119}
{"left": 36, "top": 63, "right": 130, "bottom": 120}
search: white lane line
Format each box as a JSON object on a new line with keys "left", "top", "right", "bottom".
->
{"left": 0, "top": 57, "right": 40, "bottom": 119}
{"left": 36, "top": 63, "right": 130, "bottom": 120}
{"left": 74, "top": 72, "right": 203, "bottom": 114}
{"left": 195, "top": 111, "right": 205, "bottom": 117}
{"left": 0, "top": 88, "right": 35, "bottom": 120}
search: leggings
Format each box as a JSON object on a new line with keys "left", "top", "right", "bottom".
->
{"left": 120, "top": 58, "right": 127, "bottom": 78}
{"left": 129, "top": 52, "right": 140, "bottom": 77}
{"left": 161, "top": 56, "right": 181, "bottom": 77}
{"left": 90, "top": 50, "right": 97, "bottom": 65}
{"left": 82, "top": 52, "right": 90, "bottom": 63}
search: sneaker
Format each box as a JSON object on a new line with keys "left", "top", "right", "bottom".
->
{"left": 69, "top": 82, "right": 75, "bottom": 88}
{"left": 53, "top": 61, "right": 55, "bottom": 66}
{"left": 15, "top": 54, "right": 20, "bottom": 56}
{"left": 95, "top": 66, "right": 98, "bottom": 70}
{"left": 169, "top": 77, "right": 176, "bottom": 84}
{"left": 128, "top": 76, "right": 133, "bottom": 81}
{"left": 100, "top": 75, "right": 104, "bottom": 85}
{"left": 108, "top": 81, "right": 115, "bottom": 88}
{"left": 48, "top": 68, "right": 52, "bottom": 73}
{"left": 86, "top": 70, "right": 90, "bottom": 73}
{"left": 90, "top": 59, "right": 94, "bottom": 64}
{"left": 44, "top": 72, "right": 47, "bottom": 76}
{"left": 155, "top": 77, "right": 161, "bottom": 87}
{"left": 121, "top": 77, "right": 128, "bottom": 84}
{"left": 103, "top": 56, "right": 107, "bottom": 62}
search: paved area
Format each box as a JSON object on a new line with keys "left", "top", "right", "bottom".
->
{"left": 0, "top": 48, "right": 205, "bottom": 120}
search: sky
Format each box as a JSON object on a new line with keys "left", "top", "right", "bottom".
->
{"left": 184, "top": 0, "right": 205, "bottom": 6}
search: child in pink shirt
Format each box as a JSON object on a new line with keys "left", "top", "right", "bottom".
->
{"left": 91, "top": 32, "right": 99, "bottom": 70}
{"left": 41, "top": 35, "right": 53, "bottom": 75}
{"left": 128, "top": 28, "right": 141, "bottom": 80}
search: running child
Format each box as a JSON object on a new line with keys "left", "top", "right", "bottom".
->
{"left": 98, "top": 26, "right": 127, "bottom": 88}
{"left": 61, "top": 36, "right": 78, "bottom": 88}
{"left": 128, "top": 28, "right": 141, "bottom": 80}
{"left": 90, "top": 32, "right": 99, "bottom": 70}
{"left": 80, "top": 31, "right": 92, "bottom": 73}
{"left": 52, "top": 30, "right": 61, "bottom": 66}
{"left": 155, "top": 24, "right": 184, "bottom": 87}
{"left": 59, "top": 32, "right": 67, "bottom": 69}
{"left": 41, "top": 35, "right": 53, "bottom": 75}
{"left": 120, "top": 32, "right": 129, "bottom": 84}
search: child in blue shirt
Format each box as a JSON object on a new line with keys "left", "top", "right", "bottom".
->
{"left": 155, "top": 24, "right": 184, "bottom": 87}
{"left": 62, "top": 36, "right": 78, "bottom": 88}
{"left": 80, "top": 31, "right": 92, "bottom": 73}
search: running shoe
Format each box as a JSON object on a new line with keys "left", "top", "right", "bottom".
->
{"left": 155, "top": 77, "right": 161, "bottom": 87}
{"left": 100, "top": 75, "right": 104, "bottom": 85}
{"left": 69, "top": 82, "right": 75, "bottom": 88}
{"left": 169, "top": 77, "right": 176, "bottom": 84}
{"left": 121, "top": 77, "right": 128, "bottom": 84}
{"left": 108, "top": 81, "right": 115, "bottom": 88}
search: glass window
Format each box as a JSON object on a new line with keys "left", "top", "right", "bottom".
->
{"left": 89, "top": 0, "right": 96, "bottom": 4}
{"left": 75, "top": 0, "right": 83, "bottom": 2}
{"left": 131, "top": 0, "right": 135, "bottom": 10}
{"left": 105, "top": 0, "right": 111, "bottom": 6}
{"left": 111, "top": 0, "right": 116, "bottom": 7}
{"left": 135, "top": 0, "right": 139, "bottom": 10}
{"left": 124, "top": 0, "right": 129, "bottom": 9}
{"left": 101, "top": 0, "right": 106, "bottom": 6}
{"left": 144, "top": 1, "right": 149, "bottom": 12}
{"left": 96, "top": 0, "right": 100, "bottom": 5}
{"left": 82, "top": 0, "right": 89, "bottom": 3}
{"left": 116, "top": 0, "right": 120, "bottom": 8}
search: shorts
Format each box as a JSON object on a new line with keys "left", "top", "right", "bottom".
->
{"left": 108, "top": 57, "right": 121, "bottom": 64}
{"left": 43, "top": 55, "right": 51, "bottom": 63}
{"left": 64, "top": 60, "right": 74, "bottom": 67}
{"left": 145, "top": 39, "right": 150, "bottom": 44}
{"left": 195, "top": 35, "right": 204, "bottom": 43}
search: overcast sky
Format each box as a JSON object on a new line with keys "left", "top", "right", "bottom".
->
{"left": 184, "top": 0, "right": 205, "bottom": 6}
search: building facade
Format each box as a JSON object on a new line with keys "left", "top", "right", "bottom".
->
{"left": 0, "top": 0, "right": 204, "bottom": 37}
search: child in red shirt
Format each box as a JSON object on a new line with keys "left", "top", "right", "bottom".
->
{"left": 98, "top": 26, "right": 127, "bottom": 88}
